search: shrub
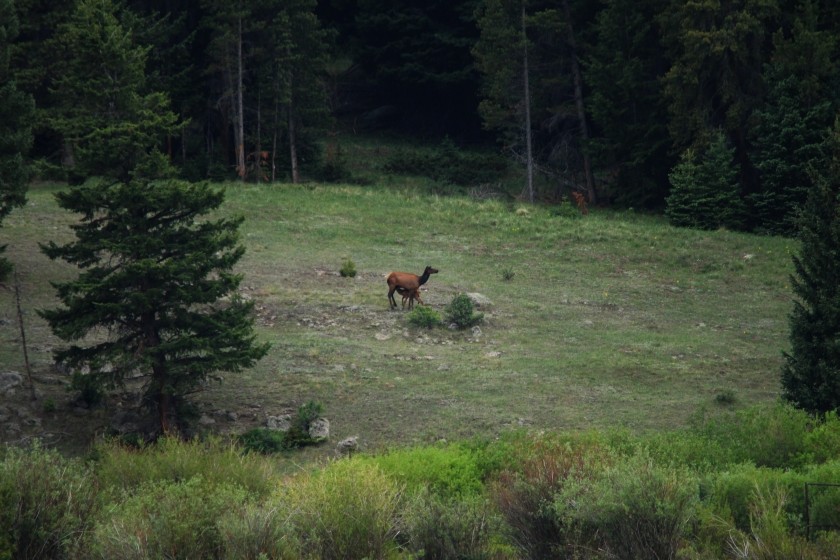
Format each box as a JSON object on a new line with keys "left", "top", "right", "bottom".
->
{"left": 238, "top": 428, "right": 289, "bottom": 454}
{"left": 238, "top": 401, "right": 326, "bottom": 454}
{"left": 691, "top": 403, "right": 812, "bottom": 468}
{"left": 407, "top": 305, "right": 443, "bottom": 329}
{"left": 217, "top": 502, "right": 300, "bottom": 560}
{"left": 491, "top": 438, "right": 612, "bottom": 559}
{"left": 339, "top": 259, "right": 356, "bottom": 278}
{"left": 277, "top": 460, "right": 403, "bottom": 560}
{"left": 723, "top": 484, "right": 826, "bottom": 560}
{"left": 804, "top": 412, "right": 840, "bottom": 463}
{"left": 402, "top": 491, "right": 499, "bottom": 560}
{"left": 94, "top": 436, "right": 275, "bottom": 498}
{"left": 89, "top": 476, "right": 249, "bottom": 559}
{"left": 578, "top": 452, "right": 699, "bottom": 560}
{"left": 703, "top": 464, "right": 804, "bottom": 532}
{"left": 0, "top": 443, "right": 99, "bottom": 560}
{"left": 446, "top": 294, "right": 483, "bottom": 329}
{"left": 362, "top": 444, "right": 485, "bottom": 499}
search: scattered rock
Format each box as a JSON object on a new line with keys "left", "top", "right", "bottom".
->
{"left": 308, "top": 417, "right": 330, "bottom": 441}
{"left": 466, "top": 293, "right": 493, "bottom": 307}
{"left": 375, "top": 332, "right": 391, "bottom": 341}
{"left": 266, "top": 414, "right": 292, "bottom": 431}
{"left": 198, "top": 414, "right": 216, "bottom": 426}
{"left": 336, "top": 436, "right": 359, "bottom": 456}
{"left": 484, "top": 351, "right": 502, "bottom": 359}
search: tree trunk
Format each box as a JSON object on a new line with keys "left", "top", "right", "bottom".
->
{"left": 522, "top": 2, "right": 534, "bottom": 203}
{"left": 234, "top": 13, "right": 246, "bottom": 182}
{"left": 562, "top": 0, "right": 596, "bottom": 204}
{"left": 288, "top": 89, "right": 299, "bottom": 184}
{"left": 255, "top": 89, "right": 262, "bottom": 183}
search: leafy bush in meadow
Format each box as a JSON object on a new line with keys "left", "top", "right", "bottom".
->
{"left": 93, "top": 436, "right": 275, "bottom": 498}
{"left": 407, "top": 304, "right": 443, "bottom": 329}
{"left": 361, "top": 444, "right": 485, "bottom": 499}
{"left": 490, "top": 437, "right": 613, "bottom": 559}
{"left": 576, "top": 452, "right": 699, "bottom": 560}
{"left": 446, "top": 294, "right": 483, "bottom": 329}
{"left": 0, "top": 443, "right": 99, "bottom": 560}
{"left": 89, "top": 476, "right": 249, "bottom": 559}
{"left": 276, "top": 460, "right": 403, "bottom": 560}
{"left": 216, "top": 502, "right": 300, "bottom": 560}
{"left": 688, "top": 402, "right": 816, "bottom": 468}
{"left": 402, "top": 491, "right": 500, "bottom": 560}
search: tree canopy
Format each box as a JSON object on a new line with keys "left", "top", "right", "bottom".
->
{"left": 3, "top": 0, "right": 839, "bottom": 227}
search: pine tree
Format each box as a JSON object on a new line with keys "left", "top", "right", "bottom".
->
{"left": 781, "top": 121, "right": 840, "bottom": 415}
{"left": 665, "top": 130, "right": 744, "bottom": 230}
{"left": 49, "top": 0, "right": 178, "bottom": 182}
{"left": 748, "top": 2, "right": 836, "bottom": 235}
{"left": 0, "top": 0, "right": 35, "bottom": 280}
{"left": 584, "top": 0, "right": 671, "bottom": 208}
{"left": 39, "top": 179, "right": 270, "bottom": 434}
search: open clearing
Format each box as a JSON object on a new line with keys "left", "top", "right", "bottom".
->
{"left": 1, "top": 181, "right": 796, "bottom": 456}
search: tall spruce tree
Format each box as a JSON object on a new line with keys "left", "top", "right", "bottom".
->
{"left": 0, "top": 0, "right": 35, "bottom": 281}
{"left": 49, "top": 0, "right": 178, "bottom": 182}
{"left": 748, "top": 2, "right": 837, "bottom": 235}
{"left": 781, "top": 121, "right": 840, "bottom": 415}
{"left": 584, "top": 0, "right": 671, "bottom": 208}
{"left": 40, "top": 179, "right": 269, "bottom": 434}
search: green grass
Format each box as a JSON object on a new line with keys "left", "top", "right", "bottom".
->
{"left": 0, "top": 179, "right": 797, "bottom": 455}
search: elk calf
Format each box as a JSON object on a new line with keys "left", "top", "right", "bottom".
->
{"left": 386, "top": 266, "right": 438, "bottom": 309}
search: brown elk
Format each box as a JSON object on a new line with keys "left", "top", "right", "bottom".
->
{"left": 386, "top": 266, "right": 438, "bottom": 309}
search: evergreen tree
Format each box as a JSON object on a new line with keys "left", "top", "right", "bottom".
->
{"left": 49, "top": 0, "right": 178, "bottom": 182}
{"left": 781, "top": 121, "right": 840, "bottom": 415}
{"left": 0, "top": 0, "right": 35, "bottom": 280}
{"left": 748, "top": 73, "right": 831, "bottom": 235}
{"left": 584, "top": 0, "right": 672, "bottom": 208}
{"left": 352, "top": 0, "right": 482, "bottom": 137}
{"left": 39, "top": 178, "right": 270, "bottom": 434}
{"left": 659, "top": 0, "right": 781, "bottom": 198}
{"left": 665, "top": 130, "right": 744, "bottom": 230}
{"left": 258, "top": 0, "right": 332, "bottom": 183}
{"left": 748, "top": 2, "right": 837, "bottom": 235}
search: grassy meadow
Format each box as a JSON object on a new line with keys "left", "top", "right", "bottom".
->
{"left": 1, "top": 169, "right": 797, "bottom": 454}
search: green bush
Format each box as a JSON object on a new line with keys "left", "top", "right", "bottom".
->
{"left": 446, "top": 294, "right": 483, "bottom": 329}
{"left": 577, "top": 452, "right": 699, "bottom": 560}
{"left": 238, "top": 428, "right": 289, "bottom": 454}
{"left": 339, "top": 259, "right": 356, "bottom": 278}
{"left": 702, "top": 463, "right": 804, "bottom": 532}
{"left": 403, "top": 491, "right": 499, "bottom": 560}
{"left": 362, "top": 444, "right": 485, "bottom": 499}
{"left": 89, "top": 476, "right": 249, "bottom": 559}
{"left": 804, "top": 413, "right": 840, "bottom": 464}
{"left": 93, "top": 436, "right": 275, "bottom": 498}
{"left": 238, "top": 401, "right": 326, "bottom": 454}
{"left": 691, "top": 403, "right": 813, "bottom": 468}
{"left": 217, "top": 502, "right": 300, "bottom": 560}
{"left": 407, "top": 305, "right": 443, "bottom": 329}
{"left": 277, "top": 460, "right": 403, "bottom": 560}
{"left": 0, "top": 443, "right": 99, "bottom": 560}
{"left": 720, "top": 484, "right": 825, "bottom": 560}
{"left": 383, "top": 138, "right": 507, "bottom": 187}
{"left": 491, "top": 438, "right": 612, "bottom": 559}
